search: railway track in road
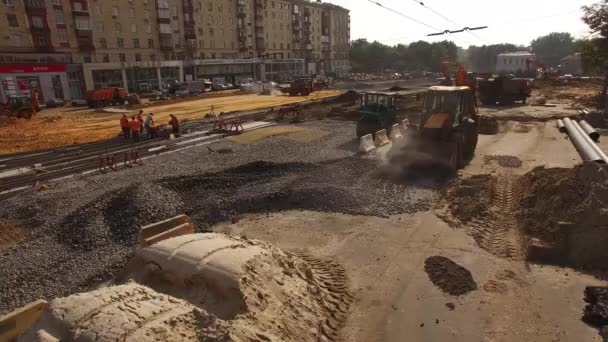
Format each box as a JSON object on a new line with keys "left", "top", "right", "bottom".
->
{"left": 0, "top": 95, "right": 341, "bottom": 200}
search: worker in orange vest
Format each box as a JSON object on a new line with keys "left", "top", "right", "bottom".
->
{"left": 130, "top": 116, "right": 141, "bottom": 143}
{"left": 120, "top": 114, "right": 130, "bottom": 139}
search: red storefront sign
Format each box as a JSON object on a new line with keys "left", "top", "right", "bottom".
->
{"left": 0, "top": 64, "right": 67, "bottom": 74}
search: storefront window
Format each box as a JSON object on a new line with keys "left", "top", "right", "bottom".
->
{"left": 126, "top": 67, "right": 157, "bottom": 93}
{"left": 160, "top": 67, "right": 179, "bottom": 83}
{"left": 92, "top": 69, "right": 122, "bottom": 89}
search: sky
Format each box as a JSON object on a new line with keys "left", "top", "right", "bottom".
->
{"left": 324, "top": 0, "right": 599, "bottom": 48}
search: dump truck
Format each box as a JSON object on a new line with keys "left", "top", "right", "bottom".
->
{"left": 86, "top": 87, "right": 129, "bottom": 108}
{"left": 478, "top": 77, "right": 532, "bottom": 105}
{"left": 0, "top": 215, "right": 352, "bottom": 342}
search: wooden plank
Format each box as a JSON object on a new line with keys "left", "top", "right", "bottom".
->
{"left": 0, "top": 299, "right": 47, "bottom": 341}
{"left": 143, "top": 223, "right": 194, "bottom": 247}
{"left": 138, "top": 214, "right": 191, "bottom": 246}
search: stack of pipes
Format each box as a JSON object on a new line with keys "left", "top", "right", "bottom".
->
{"left": 557, "top": 118, "right": 607, "bottom": 164}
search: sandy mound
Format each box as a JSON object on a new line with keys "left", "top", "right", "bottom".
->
{"left": 53, "top": 233, "right": 353, "bottom": 342}
{"left": 517, "top": 163, "right": 608, "bottom": 269}
{"left": 439, "top": 163, "right": 608, "bottom": 271}
{"left": 20, "top": 283, "right": 230, "bottom": 341}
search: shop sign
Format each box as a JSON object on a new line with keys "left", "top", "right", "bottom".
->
{"left": 0, "top": 64, "right": 67, "bottom": 74}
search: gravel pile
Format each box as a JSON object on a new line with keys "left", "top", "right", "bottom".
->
{"left": 0, "top": 120, "right": 434, "bottom": 314}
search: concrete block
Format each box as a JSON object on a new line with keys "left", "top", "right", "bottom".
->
{"left": 374, "top": 129, "right": 390, "bottom": 146}
{"left": 359, "top": 134, "right": 376, "bottom": 153}
{"left": 389, "top": 124, "right": 403, "bottom": 140}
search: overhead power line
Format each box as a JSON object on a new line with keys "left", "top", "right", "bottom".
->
{"left": 365, "top": 0, "right": 477, "bottom": 46}
{"left": 408, "top": 0, "right": 489, "bottom": 45}
{"left": 366, "top": 0, "right": 439, "bottom": 31}
{"left": 409, "top": 0, "right": 459, "bottom": 26}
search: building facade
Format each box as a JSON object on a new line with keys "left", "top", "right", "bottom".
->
{"left": 0, "top": 0, "right": 350, "bottom": 100}
{"left": 496, "top": 51, "right": 536, "bottom": 75}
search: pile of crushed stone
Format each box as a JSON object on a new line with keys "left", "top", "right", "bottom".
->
{"left": 424, "top": 256, "right": 477, "bottom": 296}
{"left": 20, "top": 235, "right": 352, "bottom": 342}
{"left": 0, "top": 158, "right": 432, "bottom": 315}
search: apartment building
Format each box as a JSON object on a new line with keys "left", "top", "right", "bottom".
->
{"left": 0, "top": 0, "right": 350, "bottom": 100}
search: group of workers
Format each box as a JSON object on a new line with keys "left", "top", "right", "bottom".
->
{"left": 120, "top": 110, "right": 180, "bottom": 143}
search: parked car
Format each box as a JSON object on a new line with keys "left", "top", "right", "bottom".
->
{"left": 211, "top": 83, "right": 226, "bottom": 91}
{"left": 71, "top": 99, "right": 88, "bottom": 107}
{"left": 45, "top": 98, "right": 65, "bottom": 108}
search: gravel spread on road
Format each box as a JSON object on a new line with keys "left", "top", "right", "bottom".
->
{"left": 0, "top": 120, "right": 434, "bottom": 314}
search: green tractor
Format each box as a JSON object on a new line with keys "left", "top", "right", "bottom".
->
{"left": 355, "top": 92, "right": 401, "bottom": 138}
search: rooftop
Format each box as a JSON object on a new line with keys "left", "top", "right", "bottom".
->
{"left": 498, "top": 51, "right": 535, "bottom": 56}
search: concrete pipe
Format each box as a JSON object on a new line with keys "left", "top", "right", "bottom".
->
{"left": 563, "top": 118, "right": 604, "bottom": 163}
{"left": 557, "top": 119, "right": 567, "bottom": 133}
{"left": 579, "top": 120, "right": 600, "bottom": 142}
{"left": 572, "top": 120, "right": 608, "bottom": 163}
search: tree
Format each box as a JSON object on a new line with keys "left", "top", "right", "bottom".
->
{"left": 583, "top": 0, "right": 608, "bottom": 38}
{"left": 582, "top": 1, "right": 608, "bottom": 109}
{"left": 530, "top": 32, "right": 575, "bottom": 67}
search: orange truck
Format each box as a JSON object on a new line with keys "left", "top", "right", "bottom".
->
{"left": 86, "top": 87, "right": 129, "bottom": 108}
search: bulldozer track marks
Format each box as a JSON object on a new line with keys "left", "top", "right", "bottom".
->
{"left": 467, "top": 174, "right": 526, "bottom": 261}
{"left": 294, "top": 253, "right": 353, "bottom": 341}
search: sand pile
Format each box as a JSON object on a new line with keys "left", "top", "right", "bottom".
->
{"left": 517, "top": 163, "right": 608, "bottom": 269}
{"left": 437, "top": 174, "right": 495, "bottom": 226}
{"left": 440, "top": 163, "right": 608, "bottom": 270}
{"left": 20, "top": 234, "right": 352, "bottom": 341}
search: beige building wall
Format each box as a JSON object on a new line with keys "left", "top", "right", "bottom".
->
{"left": 87, "top": 0, "right": 160, "bottom": 64}
{"left": 0, "top": 0, "right": 33, "bottom": 51}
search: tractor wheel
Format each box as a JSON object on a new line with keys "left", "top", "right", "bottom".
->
{"left": 18, "top": 108, "right": 34, "bottom": 119}
{"left": 448, "top": 140, "right": 464, "bottom": 170}
{"left": 462, "top": 121, "right": 479, "bottom": 161}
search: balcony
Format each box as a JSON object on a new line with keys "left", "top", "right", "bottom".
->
{"left": 254, "top": 0, "right": 263, "bottom": 8}
{"left": 160, "top": 43, "right": 173, "bottom": 51}
{"left": 237, "top": 8, "right": 246, "bottom": 18}
{"left": 71, "top": 1, "right": 89, "bottom": 15}
{"left": 77, "top": 38, "right": 94, "bottom": 52}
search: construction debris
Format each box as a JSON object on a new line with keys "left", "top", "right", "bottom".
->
{"left": 483, "top": 155, "right": 523, "bottom": 168}
{"left": 424, "top": 256, "right": 477, "bottom": 296}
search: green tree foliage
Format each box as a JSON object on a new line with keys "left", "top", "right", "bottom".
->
{"left": 580, "top": 1, "right": 608, "bottom": 75}
{"left": 349, "top": 39, "right": 458, "bottom": 73}
{"left": 530, "top": 32, "right": 575, "bottom": 67}
{"left": 583, "top": 0, "right": 608, "bottom": 38}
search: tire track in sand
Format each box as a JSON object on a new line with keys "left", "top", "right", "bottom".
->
{"left": 466, "top": 174, "right": 526, "bottom": 261}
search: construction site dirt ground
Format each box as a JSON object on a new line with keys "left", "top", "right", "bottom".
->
{"left": 0, "top": 89, "right": 342, "bottom": 154}
{"left": 1, "top": 101, "right": 608, "bottom": 340}
{"left": 215, "top": 120, "right": 605, "bottom": 341}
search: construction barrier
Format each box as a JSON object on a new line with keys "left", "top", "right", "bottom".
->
{"left": 359, "top": 134, "right": 376, "bottom": 153}
{"left": 389, "top": 124, "right": 403, "bottom": 140}
{"left": 98, "top": 154, "right": 117, "bottom": 172}
{"left": 123, "top": 150, "right": 143, "bottom": 168}
{"left": 374, "top": 129, "right": 390, "bottom": 146}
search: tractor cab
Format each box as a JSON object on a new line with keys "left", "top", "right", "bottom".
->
{"left": 0, "top": 95, "right": 38, "bottom": 119}
{"left": 356, "top": 91, "right": 400, "bottom": 137}
{"left": 419, "top": 86, "right": 478, "bottom": 131}
{"left": 415, "top": 86, "right": 479, "bottom": 168}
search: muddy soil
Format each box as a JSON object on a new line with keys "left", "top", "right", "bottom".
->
{"left": 424, "top": 256, "right": 478, "bottom": 296}
{"left": 440, "top": 162, "right": 608, "bottom": 275}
